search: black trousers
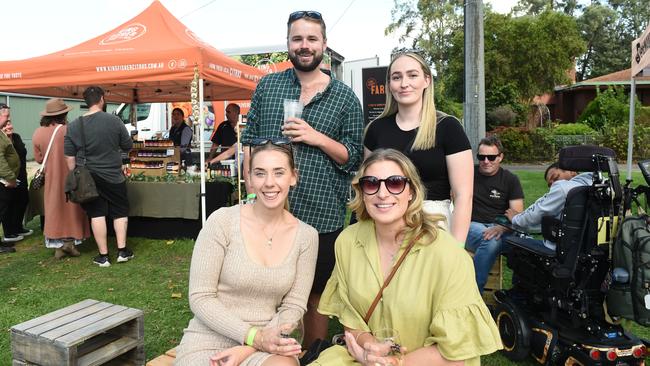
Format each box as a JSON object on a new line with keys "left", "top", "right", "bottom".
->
{"left": 2, "top": 183, "right": 28, "bottom": 234}
{"left": 0, "top": 185, "right": 13, "bottom": 235}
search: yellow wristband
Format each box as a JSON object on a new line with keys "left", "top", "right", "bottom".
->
{"left": 245, "top": 327, "right": 258, "bottom": 346}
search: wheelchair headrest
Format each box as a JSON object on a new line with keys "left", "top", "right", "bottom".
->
{"left": 559, "top": 145, "right": 616, "bottom": 172}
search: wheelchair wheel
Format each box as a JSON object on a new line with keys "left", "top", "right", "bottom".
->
{"left": 494, "top": 298, "right": 531, "bottom": 361}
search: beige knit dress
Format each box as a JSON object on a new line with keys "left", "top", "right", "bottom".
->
{"left": 175, "top": 205, "right": 319, "bottom": 366}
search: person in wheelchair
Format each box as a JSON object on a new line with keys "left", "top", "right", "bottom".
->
{"left": 504, "top": 163, "right": 592, "bottom": 251}
{"left": 313, "top": 149, "right": 502, "bottom": 366}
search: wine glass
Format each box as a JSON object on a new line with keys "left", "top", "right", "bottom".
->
{"left": 372, "top": 328, "right": 402, "bottom": 358}
{"left": 278, "top": 309, "right": 304, "bottom": 345}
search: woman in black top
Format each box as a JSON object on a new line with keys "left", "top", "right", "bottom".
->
{"left": 364, "top": 51, "right": 473, "bottom": 244}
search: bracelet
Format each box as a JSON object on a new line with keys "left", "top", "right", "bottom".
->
{"left": 245, "top": 327, "right": 258, "bottom": 346}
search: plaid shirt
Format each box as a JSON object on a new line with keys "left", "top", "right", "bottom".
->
{"left": 241, "top": 68, "right": 363, "bottom": 233}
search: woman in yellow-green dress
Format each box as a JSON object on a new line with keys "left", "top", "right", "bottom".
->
{"left": 312, "top": 148, "right": 502, "bottom": 366}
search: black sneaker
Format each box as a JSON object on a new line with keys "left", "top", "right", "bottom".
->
{"left": 0, "top": 246, "right": 16, "bottom": 254}
{"left": 117, "top": 248, "right": 134, "bottom": 263}
{"left": 2, "top": 234, "right": 24, "bottom": 243}
{"left": 92, "top": 254, "right": 111, "bottom": 267}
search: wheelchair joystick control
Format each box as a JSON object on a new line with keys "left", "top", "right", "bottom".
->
{"left": 612, "top": 267, "right": 630, "bottom": 284}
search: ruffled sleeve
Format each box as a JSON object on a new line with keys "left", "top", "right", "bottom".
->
{"left": 425, "top": 246, "right": 502, "bottom": 360}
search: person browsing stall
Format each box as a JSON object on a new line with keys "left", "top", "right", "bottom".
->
{"left": 465, "top": 136, "right": 524, "bottom": 293}
{"left": 240, "top": 11, "right": 364, "bottom": 346}
{"left": 175, "top": 139, "right": 318, "bottom": 366}
{"left": 313, "top": 148, "right": 502, "bottom": 366}
{"left": 363, "top": 51, "right": 473, "bottom": 244}
{"left": 0, "top": 104, "right": 20, "bottom": 253}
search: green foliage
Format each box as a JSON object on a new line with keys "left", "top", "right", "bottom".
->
{"left": 577, "top": 86, "right": 640, "bottom": 131}
{"left": 492, "top": 126, "right": 557, "bottom": 162}
{"left": 386, "top": 0, "right": 464, "bottom": 77}
{"left": 552, "top": 123, "right": 597, "bottom": 135}
{"left": 236, "top": 52, "right": 288, "bottom": 68}
{"left": 599, "top": 122, "right": 650, "bottom": 162}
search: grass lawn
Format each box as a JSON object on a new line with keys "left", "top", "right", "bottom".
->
{"left": 1, "top": 170, "right": 648, "bottom": 364}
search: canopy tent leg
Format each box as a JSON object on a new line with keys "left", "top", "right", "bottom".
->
{"left": 199, "top": 78, "right": 206, "bottom": 225}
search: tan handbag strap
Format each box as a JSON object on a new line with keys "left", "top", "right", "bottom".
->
{"left": 363, "top": 232, "right": 423, "bottom": 324}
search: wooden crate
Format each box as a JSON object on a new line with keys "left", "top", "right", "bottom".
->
{"left": 482, "top": 256, "right": 503, "bottom": 306}
{"left": 11, "top": 299, "right": 144, "bottom": 366}
{"left": 146, "top": 348, "right": 176, "bottom": 366}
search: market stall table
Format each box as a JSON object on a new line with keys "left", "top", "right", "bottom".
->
{"left": 26, "top": 180, "right": 233, "bottom": 240}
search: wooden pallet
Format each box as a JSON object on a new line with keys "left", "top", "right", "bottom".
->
{"left": 482, "top": 256, "right": 503, "bottom": 306}
{"left": 146, "top": 348, "right": 176, "bottom": 366}
{"left": 11, "top": 299, "right": 144, "bottom": 366}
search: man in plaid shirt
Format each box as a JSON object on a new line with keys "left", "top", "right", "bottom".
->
{"left": 241, "top": 11, "right": 363, "bottom": 346}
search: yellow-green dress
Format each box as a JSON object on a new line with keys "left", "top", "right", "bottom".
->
{"left": 311, "top": 220, "right": 502, "bottom": 365}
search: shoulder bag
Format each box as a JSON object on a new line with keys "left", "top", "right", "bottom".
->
{"left": 30, "top": 124, "right": 63, "bottom": 190}
{"left": 64, "top": 116, "right": 99, "bottom": 203}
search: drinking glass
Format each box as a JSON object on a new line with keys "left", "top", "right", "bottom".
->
{"left": 372, "top": 328, "right": 402, "bottom": 358}
{"left": 283, "top": 99, "right": 304, "bottom": 123}
{"left": 278, "top": 309, "right": 304, "bottom": 345}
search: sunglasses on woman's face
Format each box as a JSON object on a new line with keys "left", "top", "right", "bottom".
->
{"left": 358, "top": 175, "right": 410, "bottom": 195}
{"left": 476, "top": 154, "right": 499, "bottom": 162}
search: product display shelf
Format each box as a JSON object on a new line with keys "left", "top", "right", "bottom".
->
{"left": 129, "top": 140, "right": 180, "bottom": 177}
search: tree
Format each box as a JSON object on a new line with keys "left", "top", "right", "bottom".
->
{"left": 512, "top": 0, "right": 582, "bottom": 16}
{"left": 385, "top": 0, "right": 464, "bottom": 77}
{"left": 445, "top": 10, "right": 584, "bottom": 105}
{"left": 575, "top": 4, "right": 621, "bottom": 81}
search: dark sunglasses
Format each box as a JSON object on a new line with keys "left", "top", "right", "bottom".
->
{"left": 250, "top": 137, "right": 292, "bottom": 147}
{"left": 0, "top": 103, "right": 9, "bottom": 110}
{"left": 358, "top": 175, "right": 410, "bottom": 195}
{"left": 288, "top": 11, "right": 323, "bottom": 24}
{"left": 477, "top": 154, "right": 499, "bottom": 162}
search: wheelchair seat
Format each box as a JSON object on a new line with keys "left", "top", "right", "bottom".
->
{"left": 506, "top": 236, "right": 555, "bottom": 257}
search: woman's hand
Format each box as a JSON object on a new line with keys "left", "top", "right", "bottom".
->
{"left": 254, "top": 326, "right": 302, "bottom": 357}
{"left": 344, "top": 331, "right": 405, "bottom": 365}
{"left": 209, "top": 346, "right": 254, "bottom": 366}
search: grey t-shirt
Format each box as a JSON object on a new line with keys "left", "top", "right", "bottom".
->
{"left": 64, "top": 111, "right": 132, "bottom": 183}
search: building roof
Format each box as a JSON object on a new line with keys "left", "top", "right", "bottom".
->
{"left": 557, "top": 68, "right": 650, "bottom": 91}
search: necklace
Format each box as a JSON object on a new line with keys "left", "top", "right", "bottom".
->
{"left": 254, "top": 210, "right": 282, "bottom": 248}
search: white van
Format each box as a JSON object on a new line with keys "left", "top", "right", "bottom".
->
{"left": 114, "top": 103, "right": 169, "bottom": 141}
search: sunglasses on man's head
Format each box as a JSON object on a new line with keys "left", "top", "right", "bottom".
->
{"left": 477, "top": 154, "right": 499, "bottom": 162}
{"left": 0, "top": 103, "right": 9, "bottom": 110}
{"left": 358, "top": 175, "right": 410, "bottom": 195}
{"left": 288, "top": 11, "right": 323, "bottom": 24}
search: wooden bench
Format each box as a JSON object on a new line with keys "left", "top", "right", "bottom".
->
{"left": 11, "top": 299, "right": 144, "bottom": 366}
{"left": 482, "top": 256, "right": 503, "bottom": 306}
{"left": 146, "top": 348, "right": 176, "bottom": 366}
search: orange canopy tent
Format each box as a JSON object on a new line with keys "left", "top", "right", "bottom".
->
{"left": 0, "top": 0, "right": 265, "bottom": 103}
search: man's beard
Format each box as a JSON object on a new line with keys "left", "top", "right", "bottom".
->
{"left": 289, "top": 49, "right": 323, "bottom": 72}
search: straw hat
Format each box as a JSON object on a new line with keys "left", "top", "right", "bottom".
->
{"left": 40, "top": 98, "right": 73, "bottom": 116}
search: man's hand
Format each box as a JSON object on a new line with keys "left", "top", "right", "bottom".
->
{"left": 505, "top": 208, "right": 519, "bottom": 222}
{"left": 281, "top": 117, "right": 323, "bottom": 147}
{"left": 483, "top": 225, "right": 508, "bottom": 241}
{"left": 4, "top": 179, "right": 17, "bottom": 188}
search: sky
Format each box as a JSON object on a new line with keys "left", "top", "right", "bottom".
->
{"left": 0, "top": 0, "right": 517, "bottom": 65}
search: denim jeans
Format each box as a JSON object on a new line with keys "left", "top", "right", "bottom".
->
{"left": 465, "top": 221, "right": 511, "bottom": 293}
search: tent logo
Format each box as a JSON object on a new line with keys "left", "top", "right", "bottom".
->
{"left": 254, "top": 58, "right": 278, "bottom": 74}
{"left": 100, "top": 23, "right": 147, "bottom": 45}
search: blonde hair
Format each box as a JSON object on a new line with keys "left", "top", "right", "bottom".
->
{"left": 370, "top": 52, "right": 437, "bottom": 151}
{"left": 349, "top": 148, "right": 444, "bottom": 244}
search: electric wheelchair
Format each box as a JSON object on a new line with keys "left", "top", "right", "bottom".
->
{"left": 493, "top": 146, "right": 647, "bottom": 365}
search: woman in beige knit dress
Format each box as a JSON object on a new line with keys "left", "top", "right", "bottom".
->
{"left": 175, "top": 140, "right": 319, "bottom": 366}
